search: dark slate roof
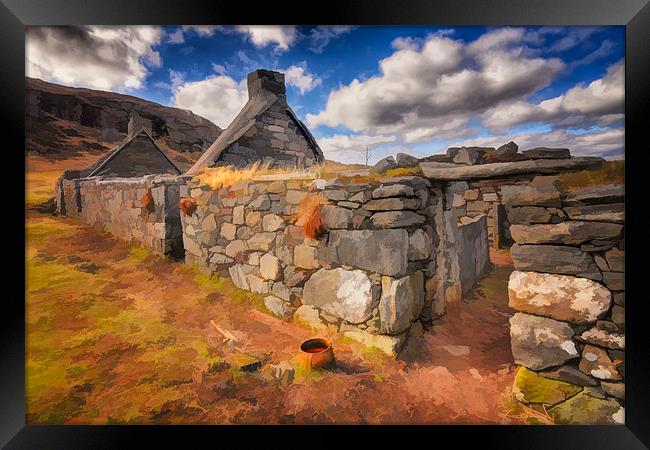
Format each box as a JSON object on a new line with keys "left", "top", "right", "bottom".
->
{"left": 186, "top": 89, "right": 323, "bottom": 175}
{"left": 81, "top": 129, "right": 181, "bottom": 178}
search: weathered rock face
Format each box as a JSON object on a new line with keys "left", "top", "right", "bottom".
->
{"left": 396, "top": 153, "right": 419, "bottom": 168}
{"left": 374, "top": 156, "right": 398, "bottom": 173}
{"left": 26, "top": 77, "right": 221, "bottom": 159}
{"left": 511, "top": 244, "right": 600, "bottom": 279}
{"left": 501, "top": 176, "right": 562, "bottom": 207}
{"left": 509, "top": 312, "right": 579, "bottom": 370}
{"left": 508, "top": 271, "right": 611, "bottom": 324}
{"left": 453, "top": 147, "right": 484, "bottom": 165}
{"left": 579, "top": 345, "right": 622, "bottom": 381}
{"left": 379, "top": 271, "right": 424, "bottom": 334}
{"left": 302, "top": 268, "right": 374, "bottom": 324}
{"left": 510, "top": 221, "right": 622, "bottom": 245}
{"left": 578, "top": 327, "right": 625, "bottom": 350}
{"left": 522, "top": 147, "right": 571, "bottom": 159}
{"left": 327, "top": 229, "right": 409, "bottom": 277}
{"left": 496, "top": 141, "right": 519, "bottom": 156}
{"left": 370, "top": 211, "right": 426, "bottom": 228}
{"left": 563, "top": 203, "right": 625, "bottom": 223}
{"left": 550, "top": 392, "right": 624, "bottom": 425}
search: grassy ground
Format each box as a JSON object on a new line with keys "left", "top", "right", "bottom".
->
{"left": 25, "top": 158, "right": 524, "bottom": 424}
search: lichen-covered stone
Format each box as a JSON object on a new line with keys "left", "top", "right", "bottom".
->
{"left": 549, "top": 392, "right": 624, "bottom": 424}
{"left": 303, "top": 268, "right": 374, "bottom": 324}
{"left": 512, "top": 366, "right": 582, "bottom": 406}
{"left": 501, "top": 176, "right": 562, "bottom": 207}
{"left": 379, "top": 271, "right": 424, "bottom": 335}
{"left": 578, "top": 327, "right": 625, "bottom": 350}
{"left": 508, "top": 271, "right": 611, "bottom": 324}
{"left": 293, "top": 305, "right": 327, "bottom": 331}
{"left": 579, "top": 345, "right": 622, "bottom": 381}
{"left": 327, "top": 229, "right": 408, "bottom": 277}
{"left": 509, "top": 312, "right": 579, "bottom": 370}
{"left": 339, "top": 323, "right": 407, "bottom": 357}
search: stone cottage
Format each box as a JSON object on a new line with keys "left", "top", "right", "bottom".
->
{"left": 186, "top": 69, "right": 324, "bottom": 174}
{"left": 80, "top": 126, "right": 181, "bottom": 178}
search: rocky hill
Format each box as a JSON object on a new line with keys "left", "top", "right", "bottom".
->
{"left": 26, "top": 77, "right": 222, "bottom": 165}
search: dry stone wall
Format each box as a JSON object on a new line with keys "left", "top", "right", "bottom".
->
{"left": 505, "top": 176, "right": 625, "bottom": 424}
{"left": 180, "top": 175, "right": 490, "bottom": 355}
{"left": 56, "top": 174, "right": 187, "bottom": 257}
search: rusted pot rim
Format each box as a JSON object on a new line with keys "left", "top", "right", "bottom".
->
{"left": 299, "top": 337, "right": 332, "bottom": 354}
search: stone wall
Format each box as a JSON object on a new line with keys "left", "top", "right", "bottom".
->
{"left": 56, "top": 174, "right": 187, "bottom": 257}
{"left": 505, "top": 176, "right": 625, "bottom": 424}
{"left": 180, "top": 175, "right": 490, "bottom": 355}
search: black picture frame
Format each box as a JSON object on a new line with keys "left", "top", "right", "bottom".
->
{"left": 3, "top": 0, "right": 649, "bottom": 447}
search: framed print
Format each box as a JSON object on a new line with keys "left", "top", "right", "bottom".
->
{"left": 2, "top": 0, "right": 649, "bottom": 447}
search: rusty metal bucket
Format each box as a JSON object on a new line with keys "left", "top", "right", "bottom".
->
{"left": 299, "top": 338, "right": 336, "bottom": 371}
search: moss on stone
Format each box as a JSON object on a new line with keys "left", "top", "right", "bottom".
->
{"left": 549, "top": 392, "right": 624, "bottom": 424}
{"left": 513, "top": 366, "right": 582, "bottom": 406}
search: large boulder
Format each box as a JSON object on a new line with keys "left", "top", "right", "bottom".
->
{"left": 508, "top": 270, "right": 611, "bottom": 324}
{"left": 396, "top": 152, "right": 419, "bottom": 168}
{"left": 509, "top": 312, "right": 579, "bottom": 370}
{"left": 510, "top": 221, "right": 623, "bottom": 245}
{"left": 327, "top": 229, "right": 409, "bottom": 277}
{"left": 373, "top": 156, "right": 398, "bottom": 174}
{"left": 510, "top": 244, "right": 600, "bottom": 279}
{"left": 379, "top": 271, "right": 424, "bottom": 335}
{"left": 302, "top": 267, "right": 375, "bottom": 324}
{"left": 495, "top": 141, "right": 519, "bottom": 156}
{"left": 522, "top": 147, "right": 571, "bottom": 159}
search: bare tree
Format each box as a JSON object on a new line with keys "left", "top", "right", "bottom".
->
{"left": 365, "top": 146, "right": 373, "bottom": 166}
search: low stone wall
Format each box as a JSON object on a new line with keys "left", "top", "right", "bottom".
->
{"left": 505, "top": 176, "right": 625, "bottom": 424}
{"left": 56, "top": 174, "right": 187, "bottom": 257}
{"left": 180, "top": 175, "right": 489, "bottom": 355}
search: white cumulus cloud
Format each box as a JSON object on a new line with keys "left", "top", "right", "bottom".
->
{"left": 306, "top": 28, "right": 564, "bottom": 139}
{"left": 26, "top": 26, "right": 163, "bottom": 91}
{"left": 484, "top": 60, "right": 624, "bottom": 129}
{"left": 172, "top": 74, "right": 248, "bottom": 129}
{"left": 232, "top": 26, "right": 297, "bottom": 52}
{"left": 284, "top": 64, "right": 321, "bottom": 94}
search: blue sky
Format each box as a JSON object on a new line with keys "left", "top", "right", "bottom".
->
{"left": 26, "top": 25, "right": 624, "bottom": 163}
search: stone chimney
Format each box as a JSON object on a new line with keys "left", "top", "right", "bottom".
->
{"left": 247, "top": 69, "right": 286, "bottom": 99}
{"left": 127, "top": 111, "right": 153, "bottom": 139}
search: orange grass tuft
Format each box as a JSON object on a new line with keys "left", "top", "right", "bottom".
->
{"left": 294, "top": 194, "right": 329, "bottom": 239}
{"left": 140, "top": 189, "right": 155, "bottom": 213}
{"left": 194, "top": 162, "right": 315, "bottom": 190}
{"left": 179, "top": 197, "right": 197, "bottom": 217}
